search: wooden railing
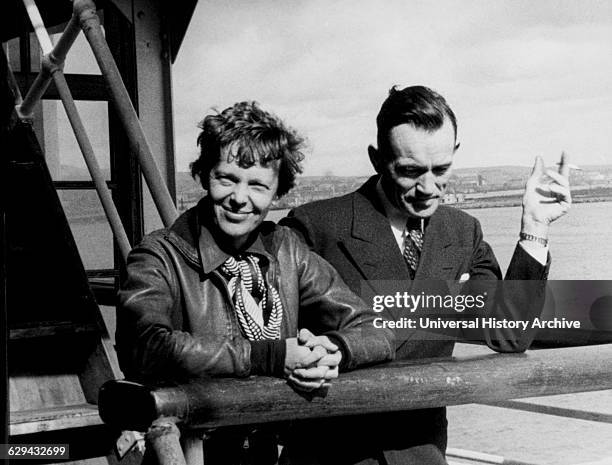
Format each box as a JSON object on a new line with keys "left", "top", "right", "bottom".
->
{"left": 99, "top": 343, "right": 612, "bottom": 465}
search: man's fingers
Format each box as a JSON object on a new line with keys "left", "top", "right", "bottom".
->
{"left": 533, "top": 182, "right": 570, "bottom": 200}
{"left": 546, "top": 184, "right": 572, "bottom": 204}
{"left": 558, "top": 151, "right": 570, "bottom": 178}
{"left": 530, "top": 156, "right": 545, "bottom": 177}
{"left": 544, "top": 170, "right": 569, "bottom": 188}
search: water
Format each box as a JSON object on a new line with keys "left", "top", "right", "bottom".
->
{"left": 66, "top": 201, "right": 611, "bottom": 279}
{"left": 268, "top": 201, "right": 612, "bottom": 280}
{"left": 467, "top": 202, "right": 612, "bottom": 280}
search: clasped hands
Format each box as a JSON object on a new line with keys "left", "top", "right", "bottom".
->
{"left": 284, "top": 328, "right": 342, "bottom": 392}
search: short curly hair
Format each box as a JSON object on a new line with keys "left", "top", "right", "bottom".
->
{"left": 191, "top": 101, "right": 305, "bottom": 198}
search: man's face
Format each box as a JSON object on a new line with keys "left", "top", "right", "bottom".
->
{"left": 375, "top": 118, "right": 456, "bottom": 218}
{"left": 208, "top": 155, "right": 279, "bottom": 250}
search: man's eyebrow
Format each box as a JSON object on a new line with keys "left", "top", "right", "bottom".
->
{"left": 394, "top": 158, "right": 423, "bottom": 167}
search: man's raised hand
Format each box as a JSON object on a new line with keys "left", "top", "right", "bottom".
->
{"left": 521, "top": 152, "right": 572, "bottom": 238}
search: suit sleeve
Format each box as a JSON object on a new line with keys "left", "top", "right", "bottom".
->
{"left": 465, "top": 219, "right": 550, "bottom": 353}
{"left": 116, "top": 237, "right": 252, "bottom": 382}
{"left": 279, "top": 208, "right": 318, "bottom": 247}
{"left": 286, "top": 229, "right": 395, "bottom": 371}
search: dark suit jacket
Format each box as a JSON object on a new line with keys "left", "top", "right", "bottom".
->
{"left": 279, "top": 176, "right": 550, "bottom": 463}
{"left": 281, "top": 175, "right": 549, "bottom": 357}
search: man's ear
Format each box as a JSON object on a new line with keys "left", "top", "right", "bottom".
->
{"left": 368, "top": 145, "right": 381, "bottom": 174}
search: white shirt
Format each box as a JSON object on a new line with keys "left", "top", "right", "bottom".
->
{"left": 375, "top": 179, "right": 548, "bottom": 266}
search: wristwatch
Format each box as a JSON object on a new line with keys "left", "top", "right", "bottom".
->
{"left": 519, "top": 232, "right": 548, "bottom": 247}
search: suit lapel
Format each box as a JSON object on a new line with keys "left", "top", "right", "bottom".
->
{"left": 341, "top": 178, "right": 411, "bottom": 284}
{"left": 341, "top": 185, "right": 466, "bottom": 282}
{"left": 416, "top": 206, "right": 463, "bottom": 280}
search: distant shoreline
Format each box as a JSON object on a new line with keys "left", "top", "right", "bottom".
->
{"left": 454, "top": 195, "right": 612, "bottom": 211}
{"left": 271, "top": 196, "right": 612, "bottom": 212}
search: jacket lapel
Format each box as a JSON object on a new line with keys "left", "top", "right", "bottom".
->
{"left": 415, "top": 206, "right": 462, "bottom": 280}
{"left": 340, "top": 181, "right": 466, "bottom": 282}
{"left": 339, "top": 179, "right": 412, "bottom": 317}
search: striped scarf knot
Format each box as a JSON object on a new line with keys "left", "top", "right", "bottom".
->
{"left": 221, "top": 254, "right": 283, "bottom": 341}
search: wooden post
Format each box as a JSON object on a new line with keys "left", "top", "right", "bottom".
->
{"left": 182, "top": 432, "right": 205, "bottom": 465}
{"left": 146, "top": 418, "right": 186, "bottom": 465}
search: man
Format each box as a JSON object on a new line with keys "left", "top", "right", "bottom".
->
{"left": 116, "top": 101, "right": 395, "bottom": 464}
{"left": 280, "top": 86, "right": 571, "bottom": 464}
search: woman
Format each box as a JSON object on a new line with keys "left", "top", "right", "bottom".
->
{"left": 117, "top": 101, "right": 394, "bottom": 464}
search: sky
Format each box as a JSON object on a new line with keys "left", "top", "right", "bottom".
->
{"left": 172, "top": 0, "right": 612, "bottom": 176}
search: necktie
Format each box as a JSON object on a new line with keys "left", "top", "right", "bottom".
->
{"left": 403, "top": 220, "right": 424, "bottom": 279}
{"left": 221, "top": 254, "right": 284, "bottom": 341}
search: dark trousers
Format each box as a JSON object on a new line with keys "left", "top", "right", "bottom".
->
{"left": 280, "top": 408, "right": 448, "bottom": 465}
{"left": 204, "top": 427, "right": 279, "bottom": 465}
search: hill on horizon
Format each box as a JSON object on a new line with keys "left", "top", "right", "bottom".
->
{"left": 176, "top": 162, "right": 611, "bottom": 183}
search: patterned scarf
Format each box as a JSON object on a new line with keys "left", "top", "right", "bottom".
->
{"left": 220, "top": 254, "right": 283, "bottom": 340}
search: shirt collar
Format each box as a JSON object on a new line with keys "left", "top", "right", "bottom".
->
{"left": 375, "top": 178, "right": 423, "bottom": 233}
{"left": 197, "top": 200, "right": 273, "bottom": 275}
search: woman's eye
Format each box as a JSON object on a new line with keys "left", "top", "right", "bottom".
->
{"left": 218, "top": 176, "right": 234, "bottom": 185}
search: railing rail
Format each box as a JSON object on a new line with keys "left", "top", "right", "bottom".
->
{"left": 99, "top": 344, "right": 612, "bottom": 465}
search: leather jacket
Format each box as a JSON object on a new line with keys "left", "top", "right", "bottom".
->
{"left": 117, "top": 199, "right": 395, "bottom": 382}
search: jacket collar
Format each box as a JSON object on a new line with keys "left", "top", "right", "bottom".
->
{"left": 351, "top": 176, "right": 391, "bottom": 244}
{"left": 344, "top": 175, "right": 457, "bottom": 281}
{"left": 352, "top": 175, "right": 454, "bottom": 246}
{"left": 165, "top": 197, "right": 275, "bottom": 275}
{"left": 342, "top": 176, "right": 411, "bottom": 282}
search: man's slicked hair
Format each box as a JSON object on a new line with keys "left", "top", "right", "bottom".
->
{"left": 375, "top": 85, "right": 457, "bottom": 156}
{"left": 191, "top": 101, "right": 305, "bottom": 198}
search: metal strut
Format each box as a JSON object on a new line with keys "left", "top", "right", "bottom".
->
{"left": 16, "top": 0, "right": 180, "bottom": 262}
